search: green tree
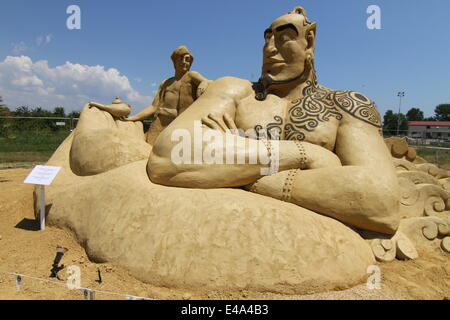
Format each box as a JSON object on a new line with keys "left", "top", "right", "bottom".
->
{"left": 0, "top": 96, "right": 5, "bottom": 108}
{"left": 0, "top": 105, "right": 12, "bottom": 117}
{"left": 31, "top": 107, "right": 51, "bottom": 117}
{"left": 67, "top": 111, "right": 81, "bottom": 119}
{"left": 434, "top": 104, "right": 450, "bottom": 121}
{"left": 14, "top": 106, "right": 31, "bottom": 116}
{"left": 0, "top": 96, "right": 11, "bottom": 116}
{"left": 53, "top": 107, "right": 66, "bottom": 118}
{"left": 406, "top": 108, "right": 424, "bottom": 121}
{"left": 0, "top": 97, "right": 13, "bottom": 137}
{"left": 383, "top": 110, "right": 408, "bottom": 135}
{"left": 434, "top": 103, "right": 450, "bottom": 121}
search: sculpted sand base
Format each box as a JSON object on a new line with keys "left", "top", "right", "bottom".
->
{"left": 34, "top": 6, "right": 449, "bottom": 295}
{"left": 41, "top": 132, "right": 375, "bottom": 294}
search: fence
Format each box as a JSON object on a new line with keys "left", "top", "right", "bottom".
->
{"left": 382, "top": 130, "right": 450, "bottom": 169}
{"left": 412, "top": 146, "right": 450, "bottom": 170}
{"left": 1, "top": 118, "right": 450, "bottom": 169}
{"left": 382, "top": 130, "right": 409, "bottom": 138}
{"left": 0, "top": 117, "right": 155, "bottom": 167}
{"left": 0, "top": 269, "right": 153, "bottom": 300}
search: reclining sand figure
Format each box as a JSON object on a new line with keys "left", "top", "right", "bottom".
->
{"left": 148, "top": 6, "right": 400, "bottom": 234}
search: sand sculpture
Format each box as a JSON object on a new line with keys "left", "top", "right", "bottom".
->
{"left": 125, "top": 46, "right": 210, "bottom": 144}
{"left": 69, "top": 46, "right": 209, "bottom": 177}
{"left": 37, "top": 7, "right": 449, "bottom": 295}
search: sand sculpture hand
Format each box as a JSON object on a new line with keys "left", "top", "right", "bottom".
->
{"left": 197, "top": 80, "right": 212, "bottom": 98}
{"left": 122, "top": 116, "right": 137, "bottom": 122}
{"left": 201, "top": 112, "right": 239, "bottom": 134}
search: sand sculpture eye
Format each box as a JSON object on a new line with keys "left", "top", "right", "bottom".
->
{"left": 279, "top": 30, "right": 296, "bottom": 42}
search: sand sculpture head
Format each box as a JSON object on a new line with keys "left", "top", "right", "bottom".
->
{"left": 257, "top": 6, "right": 317, "bottom": 98}
{"left": 171, "top": 45, "right": 194, "bottom": 75}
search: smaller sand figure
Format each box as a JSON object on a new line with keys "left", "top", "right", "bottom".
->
{"left": 124, "top": 46, "right": 210, "bottom": 145}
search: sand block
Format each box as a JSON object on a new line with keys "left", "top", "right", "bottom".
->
{"left": 394, "top": 232, "right": 419, "bottom": 260}
{"left": 441, "top": 237, "right": 450, "bottom": 253}
{"left": 371, "top": 239, "right": 396, "bottom": 263}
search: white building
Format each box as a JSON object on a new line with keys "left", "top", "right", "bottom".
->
{"left": 408, "top": 121, "right": 450, "bottom": 140}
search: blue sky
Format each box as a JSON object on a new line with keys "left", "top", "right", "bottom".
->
{"left": 0, "top": 0, "right": 449, "bottom": 117}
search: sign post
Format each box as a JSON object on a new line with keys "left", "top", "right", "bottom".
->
{"left": 40, "top": 185, "right": 45, "bottom": 230}
{"left": 24, "top": 166, "right": 61, "bottom": 231}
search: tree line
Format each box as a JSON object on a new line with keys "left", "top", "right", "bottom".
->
{"left": 2, "top": 95, "right": 449, "bottom": 136}
{"left": 0, "top": 97, "right": 80, "bottom": 119}
{"left": 0, "top": 96, "right": 81, "bottom": 137}
{"left": 383, "top": 104, "right": 450, "bottom": 133}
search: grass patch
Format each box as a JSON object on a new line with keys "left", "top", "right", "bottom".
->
{"left": 416, "top": 148, "right": 450, "bottom": 170}
{"left": 0, "top": 130, "right": 70, "bottom": 164}
{"left": 0, "top": 152, "right": 53, "bottom": 164}
{"left": 0, "top": 130, "right": 70, "bottom": 153}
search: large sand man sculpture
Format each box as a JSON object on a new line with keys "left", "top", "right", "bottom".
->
{"left": 149, "top": 6, "right": 400, "bottom": 234}
{"left": 125, "top": 46, "right": 210, "bottom": 145}
{"left": 43, "top": 6, "right": 449, "bottom": 293}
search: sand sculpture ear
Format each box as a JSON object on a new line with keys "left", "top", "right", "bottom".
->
{"left": 306, "top": 23, "right": 317, "bottom": 50}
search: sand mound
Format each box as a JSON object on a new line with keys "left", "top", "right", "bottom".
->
{"left": 2, "top": 169, "right": 449, "bottom": 300}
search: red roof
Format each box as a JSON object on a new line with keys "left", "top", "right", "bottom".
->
{"left": 409, "top": 121, "right": 450, "bottom": 126}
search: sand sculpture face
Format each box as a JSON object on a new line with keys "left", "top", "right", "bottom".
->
{"left": 175, "top": 54, "right": 193, "bottom": 73}
{"left": 262, "top": 8, "right": 315, "bottom": 84}
{"left": 171, "top": 46, "right": 194, "bottom": 75}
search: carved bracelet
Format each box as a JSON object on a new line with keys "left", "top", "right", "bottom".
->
{"left": 281, "top": 169, "right": 300, "bottom": 202}
{"left": 261, "top": 138, "right": 273, "bottom": 161}
{"left": 294, "top": 141, "right": 308, "bottom": 169}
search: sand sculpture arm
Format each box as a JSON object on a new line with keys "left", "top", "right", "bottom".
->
{"left": 125, "top": 105, "right": 158, "bottom": 122}
{"left": 125, "top": 81, "right": 166, "bottom": 122}
{"left": 88, "top": 102, "right": 131, "bottom": 118}
{"left": 188, "top": 71, "right": 211, "bottom": 98}
{"left": 148, "top": 77, "right": 340, "bottom": 188}
{"left": 251, "top": 108, "right": 401, "bottom": 234}
{"left": 189, "top": 71, "right": 208, "bottom": 86}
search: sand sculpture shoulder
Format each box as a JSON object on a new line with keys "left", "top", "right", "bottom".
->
{"left": 271, "top": 80, "right": 381, "bottom": 144}
{"left": 332, "top": 88, "right": 382, "bottom": 128}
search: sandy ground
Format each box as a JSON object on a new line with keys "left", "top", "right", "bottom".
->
{"left": 0, "top": 168, "right": 449, "bottom": 300}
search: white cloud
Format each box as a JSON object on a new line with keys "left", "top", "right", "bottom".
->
{"left": 0, "top": 56, "right": 152, "bottom": 112}
{"left": 12, "top": 34, "right": 53, "bottom": 55}
{"left": 36, "top": 34, "right": 53, "bottom": 46}
{"left": 12, "top": 42, "right": 28, "bottom": 54}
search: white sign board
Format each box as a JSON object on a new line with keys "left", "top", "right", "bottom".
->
{"left": 24, "top": 165, "right": 61, "bottom": 186}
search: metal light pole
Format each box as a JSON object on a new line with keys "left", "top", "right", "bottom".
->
{"left": 396, "top": 91, "right": 405, "bottom": 136}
